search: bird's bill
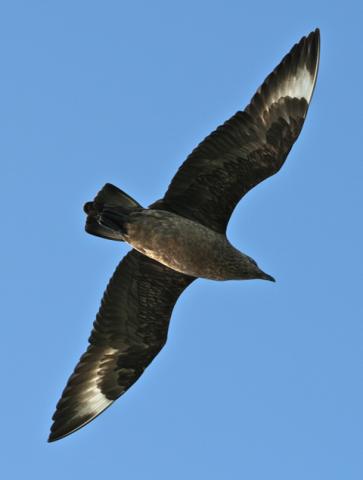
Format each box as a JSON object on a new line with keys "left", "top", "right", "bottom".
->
{"left": 258, "top": 271, "right": 276, "bottom": 282}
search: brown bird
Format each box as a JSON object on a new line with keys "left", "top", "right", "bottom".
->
{"left": 49, "top": 29, "right": 320, "bottom": 442}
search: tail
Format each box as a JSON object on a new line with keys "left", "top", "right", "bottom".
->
{"left": 84, "top": 183, "right": 142, "bottom": 241}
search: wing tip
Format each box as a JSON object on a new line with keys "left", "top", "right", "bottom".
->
{"left": 308, "top": 28, "right": 321, "bottom": 101}
{"left": 247, "top": 28, "right": 321, "bottom": 121}
{"left": 299, "top": 28, "right": 320, "bottom": 72}
{"left": 47, "top": 420, "right": 92, "bottom": 443}
{"left": 47, "top": 430, "right": 62, "bottom": 443}
{"left": 48, "top": 422, "right": 71, "bottom": 443}
{"left": 286, "top": 27, "right": 320, "bottom": 103}
{"left": 302, "top": 29, "right": 320, "bottom": 107}
{"left": 48, "top": 407, "right": 107, "bottom": 443}
{"left": 47, "top": 416, "right": 88, "bottom": 443}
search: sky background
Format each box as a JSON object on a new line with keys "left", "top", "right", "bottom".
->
{"left": 1, "top": 1, "right": 362, "bottom": 479}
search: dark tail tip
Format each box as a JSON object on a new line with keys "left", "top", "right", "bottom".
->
{"left": 83, "top": 183, "right": 142, "bottom": 241}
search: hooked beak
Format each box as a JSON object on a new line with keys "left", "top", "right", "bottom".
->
{"left": 258, "top": 271, "right": 276, "bottom": 282}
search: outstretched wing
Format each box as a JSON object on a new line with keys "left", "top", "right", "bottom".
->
{"left": 49, "top": 250, "right": 194, "bottom": 442}
{"left": 162, "top": 29, "right": 320, "bottom": 233}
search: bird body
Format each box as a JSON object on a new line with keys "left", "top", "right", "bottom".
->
{"left": 124, "top": 209, "right": 238, "bottom": 279}
{"left": 49, "top": 29, "right": 320, "bottom": 442}
{"left": 98, "top": 202, "right": 274, "bottom": 281}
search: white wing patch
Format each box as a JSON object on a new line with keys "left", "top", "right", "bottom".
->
{"left": 270, "top": 65, "right": 316, "bottom": 105}
{"left": 75, "top": 346, "right": 119, "bottom": 418}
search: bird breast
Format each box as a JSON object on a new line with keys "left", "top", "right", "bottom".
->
{"left": 123, "top": 210, "right": 240, "bottom": 280}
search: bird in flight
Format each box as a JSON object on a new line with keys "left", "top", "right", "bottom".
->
{"left": 49, "top": 29, "right": 320, "bottom": 442}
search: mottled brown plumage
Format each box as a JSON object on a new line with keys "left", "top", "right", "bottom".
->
{"left": 49, "top": 29, "right": 320, "bottom": 442}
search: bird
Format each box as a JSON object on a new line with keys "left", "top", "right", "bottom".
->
{"left": 49, "top": 29, "right": 320, "bottom": 442}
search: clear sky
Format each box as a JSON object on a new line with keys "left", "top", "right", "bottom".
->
{"left": 1, "top": 1, "right": 362, "bottom": 479}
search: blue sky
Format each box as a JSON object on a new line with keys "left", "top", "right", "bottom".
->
{"left": 1, "top": 1, "right": 362, "bottom": 478}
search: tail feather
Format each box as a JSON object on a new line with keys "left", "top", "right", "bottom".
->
{"left": 87, "top": 183, "right": 141, "bottom": 210}
{"left": 84, "top": 183, "right": 141, "bottom": 241}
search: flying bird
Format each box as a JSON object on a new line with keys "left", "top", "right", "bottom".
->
{"left": 49, "top": 29, "right": 320, "bottom": 442}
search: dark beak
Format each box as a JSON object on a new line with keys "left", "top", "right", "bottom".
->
{"left": 259, "top": 271, "right": 276, "bottom": 282}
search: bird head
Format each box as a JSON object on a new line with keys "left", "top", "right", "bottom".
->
{"left": 241, "top": 255, "right": 276, "bottom": 282}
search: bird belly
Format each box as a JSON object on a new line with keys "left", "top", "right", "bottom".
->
{"left": 124, "top": 210, "right": 236, "bottom": 280}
